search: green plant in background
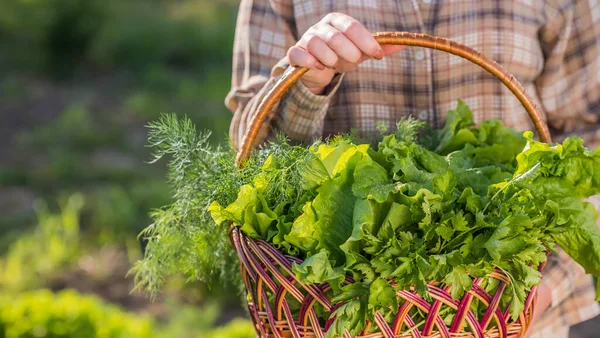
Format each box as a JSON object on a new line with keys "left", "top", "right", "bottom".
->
{"left": 202, "top": 319, "right": 255, "bottom": 338}
{"left": 0, "top": 192, "right": 253, "bottom": 338}
{"left": 0, "top": 194, "right": 83, "bottom": 293}
{"left": 12, "top": 102, "right": 173, "bottom": 243}
{"left": 0, "top": 0, "right": 236, "bottom": 75}
{"left": 0, "top": 0, "right": 108, "bottom": 75}
{"left": 2, "top": 0, "right": 236, "bottom": 240}
{"left": 157, "top": 298, "right": 220, "bottom": 338}
{"left": 0, "top": 288, "right": 255, "bottom": 338}
{"left": 0, "top": 0, "right": 254, "bottom": 336}
{"left": 15, "top": 104, "right": 123, "bottom": 187}
{"left": 0, "top": 289, "right": 156, "bottom": 338}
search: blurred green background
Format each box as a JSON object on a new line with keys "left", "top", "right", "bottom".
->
{"left": 0, "top": 0, "right": 253, "bottom": 337}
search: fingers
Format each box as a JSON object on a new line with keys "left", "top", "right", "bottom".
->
{"left": 320, "top": 24, "right": 363, "bottom": 63}
{"left": 288, "top": 46, "right": 325, "bottom": 70}
{"left": 325, "top": 13, "right": 383, "bottom": 59}
{"left": 300, "top": 34, "right": 339, "bottom": 67}
{"left": 291, "top": 13, "right": 406, "bottom": 72}
{"left": 382, "top": 45, "right": 406, "bottom": 56}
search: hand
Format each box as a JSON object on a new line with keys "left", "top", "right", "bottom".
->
{"left": 287, "top": 13, "right": 405, "bottom": 95}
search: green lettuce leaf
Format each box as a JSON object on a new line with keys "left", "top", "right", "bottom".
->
{"left": 291, "top": 251, "right": 345, "bottom": 292}
{"left": 552, "top": 203, "right": 600, "bottom": 278}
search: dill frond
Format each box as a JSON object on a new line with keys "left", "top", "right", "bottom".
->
{"left": 132, "top": 114, "right": 315, "bottom": 298}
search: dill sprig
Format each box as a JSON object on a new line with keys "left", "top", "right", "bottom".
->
{"left": 131, "top": 115, "right": 312, "bottom": 297}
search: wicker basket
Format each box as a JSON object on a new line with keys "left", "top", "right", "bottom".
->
{"left": 231, "top": 32, "right": 552, "bottom": 338}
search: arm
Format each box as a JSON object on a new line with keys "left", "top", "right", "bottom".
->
{"left": 226, "top": 4, "right": 403, "bottom": 148}
{"left": 535, "top": 0, "right": 600, "bottom": 140}
{"left": 226, "top": 0, "right": 327, "bottom": 148}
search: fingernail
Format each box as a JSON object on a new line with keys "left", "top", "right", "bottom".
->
{"left": 315, "top": 63, "right": 325, "bottom": 70}
{"left": 375, "top": 48, "right": 384, "bottom": 60}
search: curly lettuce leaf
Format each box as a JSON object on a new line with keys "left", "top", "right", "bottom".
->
{"left": 517, "top": 133, "right": 600, "bottom": 198}
{"left": 208, "top": 183, "right": 277, "bottom": 239}
{"left": 552, "top": 203, "right": 600, "bottom": 284}
{"left": 291, "top": 251, "right": 345, "bottom": 292}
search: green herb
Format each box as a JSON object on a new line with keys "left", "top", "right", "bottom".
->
{"left": 134, "top": 102, "right": 600, "bottom": 337}
{"left": 130, "top": 115, "right": 312, "bottom": 295}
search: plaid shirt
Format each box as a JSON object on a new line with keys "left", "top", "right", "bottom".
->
{"left": 226, "top": 1, "right": 600, "bottom": 337}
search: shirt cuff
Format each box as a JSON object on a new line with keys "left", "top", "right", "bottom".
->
{"left": 287, "top": 71, "right": 344, "bottom": 107}
{"left": 270, "top": 57, "right": 344, "bottom": 141}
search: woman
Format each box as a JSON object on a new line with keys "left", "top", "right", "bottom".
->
{"left": 226, "top": 1, "right": 600, "bottom": 337}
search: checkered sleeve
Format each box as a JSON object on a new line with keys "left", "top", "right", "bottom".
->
{"left": 535, "top": 0, "right": 600, "bottom": 143}
{"left": 226, "top": 0, "right": 341, "bottom": 149}
{"left": 272, "top": 66, "right": 344, "bottom": 142}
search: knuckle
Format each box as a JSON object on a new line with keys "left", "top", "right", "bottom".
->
{"left": 325, "top": 30, "right": 345, "bottom": 45}
{"left": 324, "top": 12, "right": 340, "bottom": 21}
{"left": 305, "top": 24, "right": 320, "bottom": 35}
{"left": 299, "top": 30, "right": 314, "bottom": 45}
{"left": 343, "top": 20, "right": 362, "bottom": 34}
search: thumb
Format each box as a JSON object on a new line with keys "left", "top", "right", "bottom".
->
{"left": 382, "top": 45, "right": 406, "bottom": 56}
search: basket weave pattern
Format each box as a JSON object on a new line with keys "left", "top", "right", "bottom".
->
{"left": 230, "top": 227, "right": 539, "bottom": 338}
{"left": 232, "top": 32, "right": 552, "bottom": 338}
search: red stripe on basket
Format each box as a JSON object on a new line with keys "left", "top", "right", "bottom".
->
{"left": 470, "top": 284, "right": 508, "bottom": 337}
{"left": 275, "top": 277, "right": 295, "bottom": 318}
{"left": 392, "top": 299, "right": 423, "bottom": 338}
{"left": 282, "top": 299, "right": 302, "bottom": 338}
{"left": 231, "top": 228, "right": 257, "bottom": 280}
{"left": 238, "top": 234, "right": 275, "bottom": 289}
{"left": 251, "top": 241, "right": 304, "bottom": 301}
{"left": 231, "top": 229, "right": 269, "bottom": 337}
{"left": 374, "top": 312, "right": 395, "bottom": 338}
{"left": 256, "top": 240, "right": 333, "bottom": 309}
{"left": 245, "top": 275, "right": 266, "bottom": 336}
{"left": 480, "top": 282, "right": 506, "bottom": 330}
{"left": 450, "top": 278, "right": 481, "bottom": 332}
{"left": 427, "top": 287, "right": 456, "bottom": 338}
{"left": 306, "top": 310, "right": 323, "bottom": 338}
{"left": 422, "top": 286, "right": 450, "bottom": 337}
{"left": 525, "top": 284, "right": 538, "bottom": 313}
{"left": 323, "top": 302, "right": 342, "bottom": 333}
{"left": 262, "top": 290, "right": 284, "bottom": 338}
{"left": 426, "top": 286, "right": 485, "bottom": 338}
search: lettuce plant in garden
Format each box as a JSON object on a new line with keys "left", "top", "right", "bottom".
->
{"left": 133, "top": 101, "right": 600, "bottom": 336}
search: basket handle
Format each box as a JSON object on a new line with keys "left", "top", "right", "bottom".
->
{"left": 236, "top": 32, "right": 552, "bottom": 166}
